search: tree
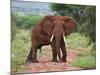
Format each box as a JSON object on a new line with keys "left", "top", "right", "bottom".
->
{"left": 79, "top": 6, "right": 96, "bottom": 42}
{"left": 50, "top": 3, "right": 96, "bottom": 43}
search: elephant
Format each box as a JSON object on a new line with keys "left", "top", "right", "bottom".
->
{"left": 26, "top": 16, "right": 76, "bottom": 63}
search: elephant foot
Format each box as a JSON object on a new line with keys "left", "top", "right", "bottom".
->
{"left": 60, "top": 58, "right": 67, "bottom": 62}
{"left": 56, "top": 58, "right": 67, "bottom": 63}
{"left": 63, "top": 59, "right": 67, "bottom": 62}
{"left": 51, "top": 59, "right": 59, "bottom": 62}
{"left": 26, "top": 60, "right": 33, "bottom": 63}
{"left": 32, "top": 59, "right": 39, "bottom": 63}
{"left": 26, "top": 59, "right": 39, "bottom": 63}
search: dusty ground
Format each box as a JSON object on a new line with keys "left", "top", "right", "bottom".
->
{"left": 17, "top": 46, "right": 82, "bottom": 74}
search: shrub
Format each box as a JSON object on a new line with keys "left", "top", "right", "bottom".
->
{"left": 11, "top": 22, "right": 17, "bottom": 41}
{"left": 11, "top": 12, "right": 17, "bottom": 41}
{"left": 20, "top": 15, "right": 43, "bottom": 29}
{"left": 65, "top": 33, "right": 96, "bottom": 56}
{"left": 70, "top": 55, "right": 96, "bottom": 69}
{"left": 11, "top": 29, "right": 31, "bottom": 72}
{"left": 12, "top": 12, "right": 43, "bottom": 29}
{"left": 65, "top": 33, "right": 90, "bottom": 49}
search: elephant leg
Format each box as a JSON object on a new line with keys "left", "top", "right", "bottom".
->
{"left": 60, "top": 36, "right": 67, "bottom": 62}
{"left": 51, "top": 38, "right": 58, "bottom": 62}
{"left": 26, "top": 46, "right": 39, "bottom": 63}
{"left": 31, "top": 45, "right": 39, "bottom": 63}
{"left": 57, "top": 47, "right": 62, "bottom": 62}
{"left": 26, "top": 48, "right": 32, "bottom": 63}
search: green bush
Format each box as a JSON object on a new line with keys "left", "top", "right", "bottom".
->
{"left": 11, "top": 29, "right": 31, "bottom": 72}
{"left": 65, "top": 33, "right": 96, "bottom": 56}
{"left": 11, "top": 22, "right": 17, "bottom": 41}
{"left": 70, "top": 55, "right": 96, "bottom": 69}
{"left": 90, "top": 43, "right": 96, "bottom": 57}
{"left": 65, "top": 33, "right": 90, "bottom": 50}
{"left": 11, "top": 12, "right": 17, "bottom": 41}
{"left": 20, "top": 15, "right": 43, "bottom": 29}
{"left": 12, "top": 12, "right": 43, "bottom": 29}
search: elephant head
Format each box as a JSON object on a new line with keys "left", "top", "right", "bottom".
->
{"left": 39, "top": 16, "right": 76, "bottom": 62}
{"left": 39, "top": 16, "right": 76, "bottom": 41}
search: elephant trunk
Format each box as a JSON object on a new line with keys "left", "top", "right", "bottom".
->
{"left": 55, "top": 32, "right": 62, "bottom": 61}
{"left": 50, "top": 27, "right": 65, "bottom": 62}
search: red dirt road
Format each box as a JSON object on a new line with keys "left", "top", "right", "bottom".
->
{"left": 20, "top": 50, "right": 82, "bottom": 73}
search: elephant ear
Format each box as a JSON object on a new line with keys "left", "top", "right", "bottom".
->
{"left": 63, "top": 16, "right": 76, "bottom": 35}
{"left": 39, "top": 16, "right": 54, "bottom": 35}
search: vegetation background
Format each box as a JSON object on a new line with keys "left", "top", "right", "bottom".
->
{"left": 11, "top": 0, "right": 96, "bottom": 73}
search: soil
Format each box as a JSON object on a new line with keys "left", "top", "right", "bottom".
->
{"left": 19, "top": 48, "right": 82, "bottom": 74}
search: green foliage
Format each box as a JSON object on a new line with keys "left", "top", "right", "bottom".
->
{"left": 50, "top": 4, "right": 86, "bottom": 20}
{"left": 78, "top": 6, "right": 96, "bottom": 42}
{"left": 11, "top": 22, "right": 17, "bottom": 41}
{"left": 11, "top": 11, "right": 43, "bottom": 41}
{"left": 50, "top": 4, "right": 96, "bottom": 43}
{"left": 67, "top": 33, "right": 96, "bottom": 69}
{"left": 90, "top": 43, "right": 96, "bottom": 57}
{"left": 12, "top": 12, "right": 43, "bottom": 29}
{"left": 12, "top": 29, "right": 31, "bottom": 72}
{"left": 65, "top": 33, "right": 96, "bottom": 56}
{"left": 50, "top": 4, "right": 68, "bottom": 16}
{"left": 70, "top": 55, "right": 96, "bottom": 69}
{"left": 20, "top": 15, "right": 42, "bottom": 29}
{"left": 66, "top": 33, "right": 90, "bottom": 49}
{"left": 11, "top": 13, "right": 17, "bottom": 41}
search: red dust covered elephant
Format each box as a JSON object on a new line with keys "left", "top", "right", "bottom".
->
{"left": 26, "top": 16, "right": 76, "bottom": 63}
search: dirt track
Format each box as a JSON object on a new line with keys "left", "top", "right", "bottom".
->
{"left": 20, "top": 49, "right": 82, "bottom": 73}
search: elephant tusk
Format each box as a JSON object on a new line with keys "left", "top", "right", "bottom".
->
{"left": 50, "top": 35, "right": 54, "bottom": 42}
{"left": 63, "top": 36, "right": 66, "bottom": 42}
